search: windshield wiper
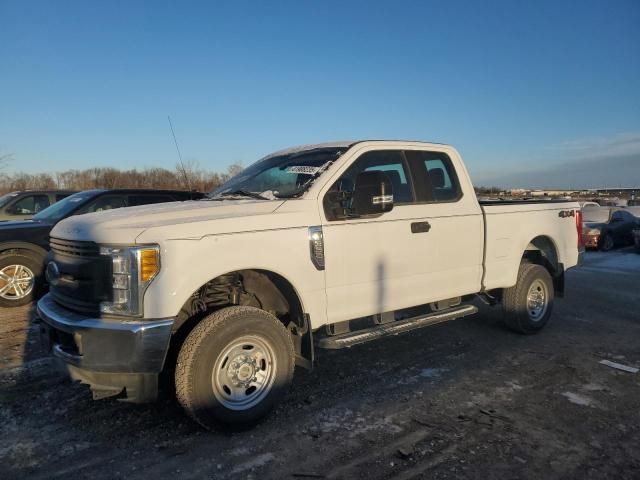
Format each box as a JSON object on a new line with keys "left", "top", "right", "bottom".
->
{"left": 214, "top": 189, "right": 270, "bottom": 201}
{"left": 273, "top": 191, "right": 303, "bottom": 199}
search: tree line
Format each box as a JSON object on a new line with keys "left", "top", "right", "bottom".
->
{"left": 0, "top": 161, "right": 243, "bottom": 195}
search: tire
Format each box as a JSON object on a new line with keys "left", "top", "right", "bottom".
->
{"left": 600, "top": 233, "right": 614, "bottom": 252}
{"left": 503, "top": 263, "right": 554, "bottom": 334}
{"left": 0, "top": 251, "right": 43, "bottom": 308}
{"left": 175, "top": 306, "right": 295, "bottom": 430}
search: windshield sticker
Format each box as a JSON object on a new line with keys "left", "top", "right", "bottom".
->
{"left": 285, "top": 165, "right": 321, "bottom": 175}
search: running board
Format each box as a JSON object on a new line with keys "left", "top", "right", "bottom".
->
{"left": 318, "top": 305, "right": 478, "bottom": 350}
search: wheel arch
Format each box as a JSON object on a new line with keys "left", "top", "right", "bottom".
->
{"left": 168, "top": 268, "right": 313, "bottom": 371}
{"left": 521, "top": 235, "right": 564, "bottom": 296}
{"left": 0, "top": 241, "right": 48, "bottom": 259}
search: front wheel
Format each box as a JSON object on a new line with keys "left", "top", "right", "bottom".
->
{"left": 175, "top": 306, "right": 295, "bottom": 430}
{"left": 503, "top": 263, "right": 554, "bottom": 334}
{"left": 600, "top": 233, "right": 614, "bottom": 251}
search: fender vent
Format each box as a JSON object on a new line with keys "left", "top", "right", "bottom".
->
{"left": 308, "top": 226, "right": 325, "bottom": 270}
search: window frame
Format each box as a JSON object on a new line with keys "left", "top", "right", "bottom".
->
{"left": 403, "top": 150, "right": 464, "bottom": 205}
{"left": 9, "top": 194, "right": 51, "bottom": 215}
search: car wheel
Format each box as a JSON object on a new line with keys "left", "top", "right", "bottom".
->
{"left": 175, "top": 306, "right": 295, "bottom": 430}
{"left": 503, "top": 263, "right": 554, "bottom": 334}
{"left": 0, "top": 251, "right": 42, "bottom": 307}
{"left": 600, "top": 233, "right": 614, "bottom": 251}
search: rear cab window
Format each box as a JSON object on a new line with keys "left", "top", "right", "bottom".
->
{"left": 404, "top": 150, "right": 463, "bottom": 203}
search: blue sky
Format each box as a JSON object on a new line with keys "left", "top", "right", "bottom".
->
{"left": 1, "top": 0, "right": 639, "bottom": 188}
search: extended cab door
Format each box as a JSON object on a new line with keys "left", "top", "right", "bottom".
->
{"left": 320, "top": 146, "right": 483, "bottom": 324}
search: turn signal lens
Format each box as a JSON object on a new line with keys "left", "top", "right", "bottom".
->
{"left": 140, "top": 248, "right": 159, "bottom": 282}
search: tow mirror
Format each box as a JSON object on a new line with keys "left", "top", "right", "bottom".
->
{"left": 351, "top": 171, "right": 394, "bottom": 216}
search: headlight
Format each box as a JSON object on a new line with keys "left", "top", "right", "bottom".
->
{"left": 99, "top": 245, "right": 160, "bottom": 316}
{"left": 582, "top": 228, "right": 600, "bottom": 236}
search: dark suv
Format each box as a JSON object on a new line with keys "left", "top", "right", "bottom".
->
{"left": 0, "top": 189, "right": 204, "bottom": 307}
{"left": 0, "top": 190, "right": 77, "bottom": 221}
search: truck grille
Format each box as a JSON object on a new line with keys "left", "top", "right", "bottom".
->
{"left": 48, "top": 237, "right": 111, "bottom": 314}
{"left": 50, "top": 237, "right": 100, "bottom": 257}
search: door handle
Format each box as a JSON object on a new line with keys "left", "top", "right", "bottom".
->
{"left": 411, "top": 221, "right": 431, "bottom": 233}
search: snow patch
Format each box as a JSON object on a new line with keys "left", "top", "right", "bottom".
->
{"left": 562, "top": 391, "right": 593, "bottom": 407}
{"left": 230, "top": 452, "right": 275, "bottom": 474}
{"left": 420, "top": 368, "right": 447, "bottom": 379}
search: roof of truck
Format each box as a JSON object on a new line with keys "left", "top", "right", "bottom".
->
{"left": 264, "top": 139, "right": 447, "bottom": 159}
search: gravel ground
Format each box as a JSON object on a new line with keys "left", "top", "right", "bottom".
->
{"left": 1, "top": 249, "right": 639, "bottom": 479}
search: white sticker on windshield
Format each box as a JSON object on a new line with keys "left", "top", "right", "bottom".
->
{"left": 286, "top": 165, "right": 321, "bottom": 175}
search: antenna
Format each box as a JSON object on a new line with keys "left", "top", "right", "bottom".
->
{"left": 168, "top": 115, "right": 193, "bottom": 191}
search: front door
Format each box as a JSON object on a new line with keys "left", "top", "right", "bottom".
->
{"left": 321, "top": 147, "right": 483, "bottom": 324}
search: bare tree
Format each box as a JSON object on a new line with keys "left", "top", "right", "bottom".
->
{"left": 0, "top": 163, "right": 234, "bottom": 195}
{"left": 0, "top": 153, "right": 13, "bottom": 172}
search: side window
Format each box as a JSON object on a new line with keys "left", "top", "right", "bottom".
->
{"left": 129, "top": 195, "right": 173, "bottom": 206}
{"left": 55, "top": 193, "right": 72, "bottom": 201}
{"left": 10, "top": 195, "right": 50, "bottom": 215}
{"left": 323, "top": 150, "right": 413, "bottom": 220}
{"left": 82, "top": 195, "right": 127, "bottom": 213}
{"left": 404, "top": 151, "right": 462, "bottom": 203}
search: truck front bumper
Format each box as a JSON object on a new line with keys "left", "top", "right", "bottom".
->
{"left": 37, "top": 294, "right": 174, "bottom": 403}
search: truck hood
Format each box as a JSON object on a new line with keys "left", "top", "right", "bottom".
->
{"left": 50, "top": 199, "right": 286, "bottom": 244}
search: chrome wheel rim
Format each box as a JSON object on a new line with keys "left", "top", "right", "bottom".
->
{"left": 0, "top": 264, "right": 35, "bottom": 300}
{"left": 526, "top": 279, "right": 548, "bottom": 321}
{"left": 212, "top": 335, "right": 276, "bottom": 411}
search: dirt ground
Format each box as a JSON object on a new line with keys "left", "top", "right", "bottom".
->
{"left": 1, "top": 249, "right": 639, "bottom": 479}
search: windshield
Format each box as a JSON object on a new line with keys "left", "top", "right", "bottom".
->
{"left": 32, "top": 191, "right": 98, "bottom": 221}
{"left": 210, "top": 147, "right": 347, "bottom": 199}
{"left": 0, "top": 192, "right": 20, "bottom": 208}
{"left": 582, "top": 207, "right": 610, "bottom": 224}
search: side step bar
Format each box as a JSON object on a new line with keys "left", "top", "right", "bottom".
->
{"left": 318, "top": 304, "right": 478, "bottom": 350}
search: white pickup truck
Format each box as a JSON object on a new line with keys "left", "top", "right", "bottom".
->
{"left": 38, "top": 140, "right": 583, "bottom": 429}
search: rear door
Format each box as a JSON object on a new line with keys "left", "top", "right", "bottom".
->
{"left": 612, "top": 210, "right": 637, "bottom": 243}
{"left": 402, "top": 148, "right": 484, "bottom": 302}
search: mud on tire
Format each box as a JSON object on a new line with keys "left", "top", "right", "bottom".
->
{"left": 175, "top": 306, "right": 295, "bottom": 430}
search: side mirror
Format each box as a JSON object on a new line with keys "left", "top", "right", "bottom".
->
{"left": 351, "top": 171, "right": 394, "bottom": 217}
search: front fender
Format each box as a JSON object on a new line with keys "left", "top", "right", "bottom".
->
{"left": 0, "top": 241, "right": 48, "bottom": 259}
{"left": 141, "top": 228, "right": 328, "bottom": 329}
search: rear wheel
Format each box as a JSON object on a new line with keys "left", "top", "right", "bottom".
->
{"left": 175, "top": 306, "right": 295, "bottom": 430}
{"left": 503, "top": 263, "right": 554, "bottom": 334}
{"left": 0, "top": 252, "right": 42, "bottom": 307}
